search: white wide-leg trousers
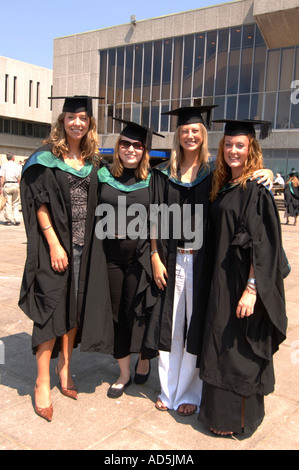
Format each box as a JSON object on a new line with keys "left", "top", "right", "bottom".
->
{"left": 158, "top": 252, "right": 203, "bottom": 411}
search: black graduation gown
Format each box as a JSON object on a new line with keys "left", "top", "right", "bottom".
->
{"left": 284, "top": 181, "right": 299, "bottom": 217}
{"left": 143, "top": 164, "right": 213, "bottom": 356}
{"left": 199, "top": 181, "right": 288, "bottom": 402}
{"left": 80, "top": 166, "right": 152, "bottom": 356}
{"left": 18, "top": 145, "right": 110, "bottom": 357}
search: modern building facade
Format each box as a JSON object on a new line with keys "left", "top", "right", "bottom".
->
{"left": 0, "top": 56, "right": 52, "bottom": 165}
{"left": 52, "top": 0, "right": 299, "bottom": 176}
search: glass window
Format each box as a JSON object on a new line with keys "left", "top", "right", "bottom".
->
{"left": 115, "top": 47, "right": 124, "bottom": 103}
{"left": 227, "top": 28, "right": 241, "bottom": 94}
{"left": 264, "top": 92, "right": 277, "bottom": 126}
{"left": 277, "top": 91, "right": 291, "bottom": 128}
{"left": 250, "top": 93, "right": 264, "bottom": 120}
{"left": 252, "top": 43, "right": 266, "bottom": 93}
{"left": 265, "top": 50, "right": 280, "bottom": 92}
{"left": 215, "top": 29, "right": 229, "bottom": 96}
{"left": 205, "top": 31, "right": 217, "bottom": 96}
{"left": 290, "top": 96, "right": 299, "bottom": 128}
{"left": 107, "top": 49, "right": 116, "bottom": 104}
{"left": 98, "top": 104, "right": 105, "bottom": 134}
{"left": 286, "top": 150, "right": 299, "bottom": 176}
{"left": 151, "top": 102, "right": 160, "bottom": 132}
{"left": 141, "top": 102, "right": 150, "bottom": 128}
{"left": 12, "top": 120, "right": 18, "bottom": 135}
{"left": 143, "top": 42, "right": 152, "bottom": 102}
{"left": 238, "top": 94, "right": 250, "bottom": 119}
{"left": 279, "top": 48, "right": 294, "bottom": 91}
{"left": 239, "top": 25, "right": 254, "bottom": 93}
{"left": 161, "top": 102, "right": 170, "bottom": 132}
{"left": 107, "top": 104, "right": 114, "bottom": 133}
{"left": 0, "top": 118, "right": 3, "bottom": 133}
{"left": 172, "top": 37, "right": 183, "bottom": 100}
{"left": 193, "top": 34, "right": 205, "bottom": 98}
{"left": 182, "top": 35, "right": 194, "bottom": 99}
{"left": 124, "top": 46, "right": 133, "bottom": 103}
{"left": 226, "top": 95, "right": 237, "bottom": 119}
{"left": 212, "top": 96, "right": 225, "bottom": 130}
{"left": 162, "top": 39, "right": 172, "bottom": 100}
{"left": 133, "top": 44, "right": 142, "bottom": 102}
{"left": 152, "top": 41, "right": 162, "bottom": 102}
{"left": 114, "top": 104, "right": 123, "bottom": 133}
{"left": 99, "top": 51, "right": 107, "bottom": 104}
{"left": 132, "top": 103, "right": 141, "bottom": 123}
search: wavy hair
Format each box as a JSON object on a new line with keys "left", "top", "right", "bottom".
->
{"left": 110, "top": 136, "right": 150, "bottom": 180}
{"left": 167, "top": 124, "right": 210, "bottom": 180}
{"left": 210, "top": 135, "right": 264, "bottom": 201}
{"left": 44, "top": 112, "right": 101, "bottom": 165}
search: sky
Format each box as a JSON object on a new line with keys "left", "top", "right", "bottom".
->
{"left": 1, "top": 0, "right": 230, "bottom": 70}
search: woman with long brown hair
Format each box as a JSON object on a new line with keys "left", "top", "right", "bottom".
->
{"left": 198, "top": 119, "right": 289, "bottom": 436}
{"left": 19, "top": 96, "right": 107, "bottom": 421}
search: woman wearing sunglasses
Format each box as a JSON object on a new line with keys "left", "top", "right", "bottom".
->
{"left": 82, "top": 119, "right": 164, "bottom": 398}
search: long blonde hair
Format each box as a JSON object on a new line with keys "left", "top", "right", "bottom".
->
{"left": 110, "top": 136, "right": 150, "bottom": 180}
{"left": 167, "top": 123, "right": 210, "bottom": 180}
{"left": 44, "top": 112, "right": 101, "bottom": 165}
{"left": 210, "top": 135, "right": 264, "bottom": 201}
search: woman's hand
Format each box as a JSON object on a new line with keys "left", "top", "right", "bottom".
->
{"left": 49, "top": 243, "right": 69, "bottom": 273}
{"left": 251, "top": 169, "right": 273, "bottom": 189}
{"left": 236, "top": 289, "right": 256, "bottom": 318}
{"left": 151, "top": 253, "right": 168, "bottom": 291}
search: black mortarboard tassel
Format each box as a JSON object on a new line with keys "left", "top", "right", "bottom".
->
{"left": 162, "top": 105, "right": 218, "bottom": 129}
{"left": 213, "top": 119, "right": 272, "bottom": 140}
{"left": 48, "top": 95, "right": 104, "bottom": 117}
{"left": 112, "top": 118, "right": 165, "bottom": 150}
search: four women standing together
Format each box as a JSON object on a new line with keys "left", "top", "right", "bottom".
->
{"left": 19, "top": 96, "right": 288, "bottom": 438}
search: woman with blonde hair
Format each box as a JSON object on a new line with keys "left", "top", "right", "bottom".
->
{"left": 19, "top": 96, "right": 109, "bottom": 421}
{"left": 146, "top": 106, "right": 216, "bottom": 415}
{"left": 198, "top": 119, "right": 289, "bottom": 436}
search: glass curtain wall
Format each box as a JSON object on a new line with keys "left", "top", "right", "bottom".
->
{"left": 98, "top": 23, "right": 299, "bottom": 137}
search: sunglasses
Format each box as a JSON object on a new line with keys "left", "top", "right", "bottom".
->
{"left": 119, "top": 139, "right": 144, "bottom": 151}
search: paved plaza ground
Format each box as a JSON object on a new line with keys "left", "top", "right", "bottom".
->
{"left": 0, "top": 199, "right": 298, "bottom": 451}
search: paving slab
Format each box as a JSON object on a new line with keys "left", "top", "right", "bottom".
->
{"left": 0, "top": 209, "right": 298, "bottom": 452}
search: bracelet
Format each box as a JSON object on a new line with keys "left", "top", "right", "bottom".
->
{"left": 150, "top": 249, "right": 158, "bottom": 257}
{"left": 247, "top": 282, "right": 256, "bottom": 290}
{"left": 247, "top": 277, "right": 256, "bottom": 285}
{"left": 245, "top": 286, "right": 257, "bottom": 295}
{"left": 41, "top": 224, "right": 52, "bottom": 231}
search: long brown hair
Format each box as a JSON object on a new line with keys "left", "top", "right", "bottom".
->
{"left": 44, "top": 112, "right": 101, "bottom": 165}
{"left": 210, "top": 134, "right": 264, "bottom": 201}
{"left": 110, "top": 136, "right": 150, "bottom": 180}
{"left": 167, "top": 124, "right": 210, "bottom": 180}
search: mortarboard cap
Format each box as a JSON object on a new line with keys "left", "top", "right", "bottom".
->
{"left": 161, "top": 105, "right": 218, "bottom": 129}
{"left": 113, "top": 118, "right": 165, "bottom": 150}
{"left": 48, "top": 95, "right": 104, "bottom": 117}
{"left": 213, "top": 119, "right": 271, "bottom": 140}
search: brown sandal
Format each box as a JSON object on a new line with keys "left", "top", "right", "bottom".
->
{"left": 155, "top": 398, "right": 168, "bottom": 411}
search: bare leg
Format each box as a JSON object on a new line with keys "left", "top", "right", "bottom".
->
{"left": 57, "top": 327, "right": 78, "bottom": 389}
{"left": 35, "top": 338, "right": 56, "bottom": 408}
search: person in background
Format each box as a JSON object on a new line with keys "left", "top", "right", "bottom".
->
{"left": 19, "top": 95, "right": 108, "bottom": 421}
{"left": 0, "top": 153, "right": 22, "bottom": 225}
{"left": 198, "top": 119, "right": 288, "bottom": 436}
{"left": 284, "top": 171, "right": 299, "bottom": 225}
